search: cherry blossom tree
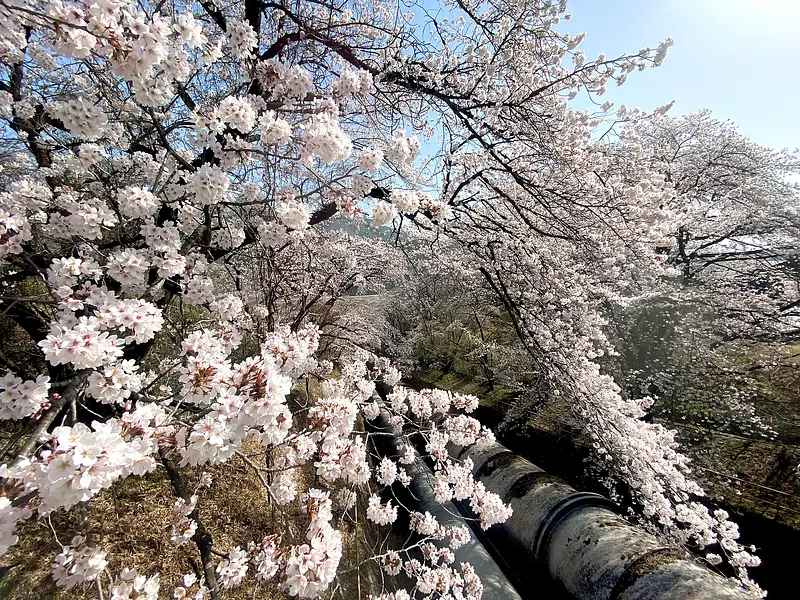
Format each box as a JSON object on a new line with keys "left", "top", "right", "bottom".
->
{"left": 0, "top": 0, "right": 766, "bottom": 597}
{"left": 602, "top": 111, "right": 800, "bottom": 457}
{"left": 622, "top": 110, "right": 800, "bottom": 345}
{"left": 610, "top": 112, "right": 799, "bottom": 415}
{"left": 0, "top": 0, "right": 513, "bottom": 597}
{"left": 382, "top": 232, "right": 531, "bottom": 399}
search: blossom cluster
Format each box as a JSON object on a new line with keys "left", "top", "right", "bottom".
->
{"left": 0, "top": 497, "right": 31, "bottom": 557}
{"left": 276, "top": 199, "right": 312, "bottom": 232}
{"left": 170, "top": 495, "right": 198, "bottom": 546}
{"left": 109, "top": 568, "right": 161, "bottom": 600}
{"left": 300, "top": 111, "right": 353, "bottom": 166}
{"left": 38, "top": 288, "right": 164, "bottom": 369}
{"left": 1, "top": 407, "right": 163, "bottom": 513}
{"left": 200, "top": 490, "right": 343, "bottom": 598}
{"left": 0, "top": 373, "right": 50, "bottom": 420}
{"left": 51, "top": 536, "right": 108, "bottom": 589}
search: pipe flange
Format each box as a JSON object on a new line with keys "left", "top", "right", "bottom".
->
{"left": 531, "top": 491, "right": 617, "bottom": 566}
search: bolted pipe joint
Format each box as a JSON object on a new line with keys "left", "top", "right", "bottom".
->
{"left": 453, "top": 440, "right": 756, "bottom": 600}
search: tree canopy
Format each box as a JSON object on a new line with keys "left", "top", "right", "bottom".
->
{"left": 0, "top": 0, "right": 795, "bottom": 598}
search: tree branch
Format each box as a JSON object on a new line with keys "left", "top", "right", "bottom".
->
{"left": 160, "top": 449, "right": 221, "bottom": 599}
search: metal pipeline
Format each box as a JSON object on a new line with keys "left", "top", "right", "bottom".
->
{"left": 369, "top": 380, "right": 754, "bottom": 599}
{"left": 365, "top": 391, "right": 523, "bottom": 600}
{"left": 451, "top": 441, "right": 755, "bottom": 600}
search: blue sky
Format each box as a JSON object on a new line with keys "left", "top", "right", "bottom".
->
{"left": 561, "top": 0, "right": 800, "bottom": 150}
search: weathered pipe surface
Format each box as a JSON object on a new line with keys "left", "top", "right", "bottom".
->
{"left": 365, "top": 393, "right": 523, "bottom": 600}
{"left": 452, "top": 441, "right": 755, "bottom": 600}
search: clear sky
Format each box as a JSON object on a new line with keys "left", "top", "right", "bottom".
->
{"left": 561, "top": 0, "right": 800, "bottom": 150}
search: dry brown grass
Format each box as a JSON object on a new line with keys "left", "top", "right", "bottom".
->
{"left": 1, "top": 448, "right": 292, "bottom": 600}
{"left": 1, "top": 381, "right": 390, "bottom": 600}
{"left": 0, "top": 443, "right": 390, "bottom": 600}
